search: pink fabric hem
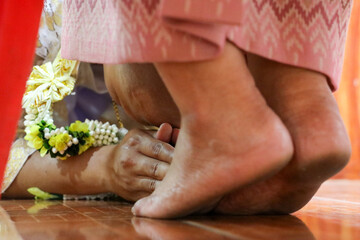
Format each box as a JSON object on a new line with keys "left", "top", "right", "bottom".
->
{"left": 62, "top": 0, "right": 353, "bottom": 91}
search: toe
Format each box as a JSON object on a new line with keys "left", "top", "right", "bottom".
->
{"left": 132, "top": 196, "right": 157, "bottom": 217}
{"left": 132, "top": 194, "right": 180, "bottom": 218}
{"left": 132, "top": 193, "right": 185, "bottom": 219}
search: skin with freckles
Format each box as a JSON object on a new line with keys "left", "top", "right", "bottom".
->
{"left": 5, "top": 59, "right": 178, "bottom": 202}
{"left": 106, "top": 128, "right": 174, "bottom": 201}
{"left": 104, "top": 42, "right": 350, "bottom": 218}
{"left": 3, "top": 128, "right": 174, "bottom": 201}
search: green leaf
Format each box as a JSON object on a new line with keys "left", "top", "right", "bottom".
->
{"left": 67, "top": 144, "right": 79, "bottom": 156}
{"left": 27, "top": 187, "right": 62, "bottom": 200}
{"left": 49, "top": 151, "right": 56, "bottom": 158}
{"left": 43, "top": 141, "right": 50, "bottom": 149}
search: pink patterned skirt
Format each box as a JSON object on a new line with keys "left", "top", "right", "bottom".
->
{"left": 62, "top": 0, "right": 353, "bottom": 90}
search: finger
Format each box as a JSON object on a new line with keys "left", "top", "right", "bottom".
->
{"left": 136, "top": 157, "right": 169, "bottom": 180}
{"left": 138, "top": 137, "right": 174, "bottom": 164}
{"left": 171, "top": 128, "right": 179, "bottom": 146}
{"left": 156, "top": 123, "right": 173, "bottom": 143}
{"left": 137, "top": 179, "right": 161, "bottom": 192}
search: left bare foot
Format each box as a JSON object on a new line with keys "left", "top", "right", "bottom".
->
{"left": 215, "top": 55, "right": 351, "bottom": 214}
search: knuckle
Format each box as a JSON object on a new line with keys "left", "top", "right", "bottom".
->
{"left": 149, "top": 180, "right": 156, "bottom": 191}
{"left": 151, "top": 162, "right": 160, "bottom": 177}
{"left": 121, "top": 156, "right": 135, "bottom": 169}
{"left": 151, "top": 142, "right": 163, "bottom": 157}
{"left": 127, "top": 135, "right": 141, "bottom": 147}
{"left": 163, "top": 145, "right": 174, "bottom": 160}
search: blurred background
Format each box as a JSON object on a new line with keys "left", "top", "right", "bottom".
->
{"left": 334, "top": 0, "right": 360, "bottom": 179}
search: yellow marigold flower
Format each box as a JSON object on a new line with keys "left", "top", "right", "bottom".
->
{"left": 69, "top": 121, "right": 89, "bottom": 133}
{"left": 79, "top": 136, "right": 95, "bottom": 155}
{"left": 24, "top": 125, "right": 43, "bottom": 149}
{"left": 26, "top": 125, "right": 40, "bottom": 136}
{"left": 32, "top": 138, "right": 44, "bottom": 150}
{"left": 49, "top": 133, "right": 71, "bottom": 151}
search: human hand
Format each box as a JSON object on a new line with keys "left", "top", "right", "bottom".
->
{"left": 105, "top": 128, "right": 174, "bottom": 202}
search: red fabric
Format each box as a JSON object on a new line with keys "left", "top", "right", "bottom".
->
{"left": 0, "top": 0, "right": 43, "bottom": 198}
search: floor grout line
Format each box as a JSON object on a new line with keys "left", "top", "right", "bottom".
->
{"left": 56, "top": 214, "right": 68, "bottom": 222}
{"left": 30, "top": 214, "right": 40, "bottom": 223}
{"left": 92, "top": 207, "right": 106, "bottom": 213}
{"left": 65, "top": 204, "right": 135, "bottom": 238}
{"left": 184, "top": 220, "right": 244, "bottom": 240}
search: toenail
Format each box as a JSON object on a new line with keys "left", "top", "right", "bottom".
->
{"left": 132, "top": 200, "right": 144, "bottom": 216}
{"left": 131, "top": 206, "right": 137, "bottom": 216}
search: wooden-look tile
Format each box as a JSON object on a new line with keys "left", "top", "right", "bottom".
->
{"left": 294, "top": 180, "right": 360, "bottom": 240}
{"left": 184, "top": 215, "right": 315, "bottom": 240}
{"left": 131, "top": 218, "right": 235, "bottom": 240}
{"left": 0, "top": 180, "right": 358, "bottom": 239}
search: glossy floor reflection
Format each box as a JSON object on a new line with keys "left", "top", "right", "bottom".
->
{"left": 0, "top": 180, "right": 358, "bottom": 240}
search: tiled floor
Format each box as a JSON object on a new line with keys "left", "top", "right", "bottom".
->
{"left": 0, "top": 180, "right": 359, "bottom": 240}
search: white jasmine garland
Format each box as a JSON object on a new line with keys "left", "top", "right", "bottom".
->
{"left": 23, "top": 50, "right": 128, "bottom": 160}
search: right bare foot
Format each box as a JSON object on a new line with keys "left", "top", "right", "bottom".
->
{"left": 132, "top": 43, "right": 293, "bottom": 218}
{"left": 215, "top": 55, "right": 351, "bottom": 215}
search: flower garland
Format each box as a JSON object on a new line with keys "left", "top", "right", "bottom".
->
{"left": 22, "top": 51, "right": 127, "bottom": 160}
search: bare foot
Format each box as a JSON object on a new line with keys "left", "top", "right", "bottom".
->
{"left": 215, "top": 55, "right": 351, "bottom": 214}
{"left": 132, "top": 43, "right": 293, "bottom": 218}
